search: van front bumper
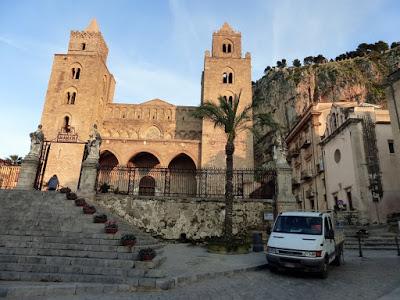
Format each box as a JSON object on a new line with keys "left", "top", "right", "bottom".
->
{"left": 266, "top": 253, "right": 325, "bottom": 271}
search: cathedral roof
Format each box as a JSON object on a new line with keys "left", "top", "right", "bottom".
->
{"left": 140, "top": 98, "right": 175, "bottom": 107}
{"left": 85, "top": 19, "right": 100, "bottom": 32}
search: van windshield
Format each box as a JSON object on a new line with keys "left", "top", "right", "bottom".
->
{"left": 273, "top": 216, "right": 322, "bottom": 235}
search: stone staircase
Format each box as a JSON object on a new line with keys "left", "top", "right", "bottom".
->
{"left": 344, "top": 224, "right": 400, "bottom": 251}
{"left": 0, "top": 190, "right": 170, "bottom": 291}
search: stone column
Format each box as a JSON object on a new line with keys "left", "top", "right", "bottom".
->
{"left": 16, "top": 154, "right": 40, "bottom": 190}
{"left": 275, "top": 161, "right": 297, "bottom": 213}
{"left": 78, "top": 158, "right": 98, "bottom": 200}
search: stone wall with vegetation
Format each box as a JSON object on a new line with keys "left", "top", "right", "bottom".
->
{"left": 95, "top": 194, "right": 273, "bottom": 240}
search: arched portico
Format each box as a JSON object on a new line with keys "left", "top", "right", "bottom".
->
{"left": 168, "top": 153, "right": 197, "bottom": 196}
{"left": 128, "top": 152, "right": 160, "bottom": 168}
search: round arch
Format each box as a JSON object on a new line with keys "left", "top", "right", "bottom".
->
{"left": 99, "top": 150, "right": 119, "bottom": 168}
{"left": 128, "top": 151, "right": 161, "bottom": 168}
{"left": 168, "top": 153, "right": 197, "bottom": 196}
{"left": 168, "top": 153, "right": 197, "bottom": 170}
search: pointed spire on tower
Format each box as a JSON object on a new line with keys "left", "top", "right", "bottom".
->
{"left": 85, "top": 19, "right": 100, "bottom": 32}
{"left": 219, "top": 22, "right": 236, "bottom": 33}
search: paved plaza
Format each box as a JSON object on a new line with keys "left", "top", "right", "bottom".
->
{"left": 2, "top": 249, "right": 399, "bottom": 300}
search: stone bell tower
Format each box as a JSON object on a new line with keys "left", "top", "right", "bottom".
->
{"left": 200, "top": 23, "right": 254, "bottom": 169}
{"left": 39, "top": 19, "right": 115, "bottom": 190}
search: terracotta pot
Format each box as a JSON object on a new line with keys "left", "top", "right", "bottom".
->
{"left": 105, "top": 227, "right": 118, "bottom": 234}
{"left": 83, "top": 207, "right": 96, "bottom": 214}
{"left": 142, "top": 254, "right": 153, "bottom": 261}
{"left": 93, "top": 216, "right": 107, "bottom": 223}
{"left": 122, "top": 239, "right": 136, "bottom": 247}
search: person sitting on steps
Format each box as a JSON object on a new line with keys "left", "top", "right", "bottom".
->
{"left": 47, "top": 174, "right": 59, "bottom": 191}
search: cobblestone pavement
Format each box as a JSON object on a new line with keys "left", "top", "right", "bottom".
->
{"left": 19, "top": 250, "right": 400, "bottom": 300}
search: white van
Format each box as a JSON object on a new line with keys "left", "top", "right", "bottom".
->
{"left": 266, "top": 211, "right": 344, "bottom": 278}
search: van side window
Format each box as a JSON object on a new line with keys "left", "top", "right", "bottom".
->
{"left": 324, "top": 217, "right": 330, "bottom": 236}
{"left": 328, "top": 217, "right": 333, "bottom": 230}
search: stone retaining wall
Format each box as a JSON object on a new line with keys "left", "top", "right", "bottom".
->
{"left": 95, "top": 194, "right": 273, "bottom": 240}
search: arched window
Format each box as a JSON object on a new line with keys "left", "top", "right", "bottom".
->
{"left": 223, "top": 73, "right": 228, "bottom": 84}
{"left": 228, "top": 96, "right": 233, "bottom": 106}
{"left": 222, "top": 43, "right": 232, "bottom": 53}
{"left": 72, "top": 68, "right": 81, "bottom": 79}
{"left": 67, "top": 92, "right": 76, "bottom": 104}
{"left": 63, "top": 116, "right": 70, "bottom": 132}
{"left": 81, "top": 43, "right": 86, "bottom": 50}
{"left": 228, "top": 73, "right": 233, "bottom": 83}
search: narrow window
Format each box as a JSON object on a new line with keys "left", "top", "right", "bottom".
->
{"left": 67, "top": 92, "right": 71, "bottom": 104}
{"left": 223, "top": 73, "right": 228, "bottom": 84}
{"left": 71, "top": 92, "right": 76, "bottom": 104}
{"left": 388, "top": 139, "right": 395, "bottom": 153}
{"left": 81, "top": 43, "right": 86, "bottom": 50}
{"left": 227, "top": 44, "right": 232, "bottom": 53}
{"left": 64, "top": 116, "right": 70, "bottom": 132}
{"left": 228, "top": 72, "right": 233, "bottom": 84}
{"left": 75, "top": 68, "right": 80, "bottom": 79}
{"left": 228, "top": 96, "right": 233, "bottom": 106}
{"left": 222, "top": 44, "right": 227, "bottom": 53}
{"left": 71, "top": 68, "right": 76, "bottom": 79}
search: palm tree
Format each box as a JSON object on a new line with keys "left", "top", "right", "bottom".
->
{"left": 5, "top": 155, "right": 22, "bottom": 165}
{"left": 193, "top": 92, "right": 252, "bottom": 241}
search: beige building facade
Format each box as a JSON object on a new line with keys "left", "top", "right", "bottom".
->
{"left": 286, "top": 102, "right": 338, "bottom": 211}
{"left": 321, "top": 104, "right": 400, "bottom": 223}
{"left": 38, "top": 20, "right": 253, "bottom": 190}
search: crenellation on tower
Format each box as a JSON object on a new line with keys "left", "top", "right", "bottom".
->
{"left": 67, "top": 19, "right": 109, "bottom": 62}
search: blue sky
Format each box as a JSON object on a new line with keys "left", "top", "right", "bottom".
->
{"left": 0, "top": 0, "right": 399, "bottom": 157}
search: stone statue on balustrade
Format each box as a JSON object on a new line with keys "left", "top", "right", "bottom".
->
{"left": 84, "top": 124, "right": 102, "bottom": 161}
{"left": 28, "top": 124, "right": 45, "bottom": 158}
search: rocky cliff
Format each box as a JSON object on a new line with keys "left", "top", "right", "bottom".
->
{"left": 253, "top": 47, "right": 400, "bottom": 165}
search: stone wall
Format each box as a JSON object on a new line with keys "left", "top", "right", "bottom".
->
{"left": 95, "top": 194, "right": 272, "bottom": 240}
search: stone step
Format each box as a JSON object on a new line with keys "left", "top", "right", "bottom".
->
{"left": 0, "top": 262, "right": 148, "bottom": 278}
{"left": 0, "top": 230, "right": 155, "bottom": 240}
{"left": 0, "top": 270, "right": 126, "bottom": 284}
{"left": 344, "top": 245, "right": 399, "bottom": 250}
{"left": 0, "top": 240, "right": 158, "bottom": 253}
{"left": 0, "top": 254, "right": 135, "bottom": 268}
{"left": 0, "top": 247, "right": 137, "bottom": 260}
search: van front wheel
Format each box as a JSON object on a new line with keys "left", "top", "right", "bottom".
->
{"left": 319, "top": 259, "right": 329, "bottom": 279}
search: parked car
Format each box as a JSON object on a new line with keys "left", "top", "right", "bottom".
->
{"left": 266, "top": 211, "right": 344, "bottom": 278}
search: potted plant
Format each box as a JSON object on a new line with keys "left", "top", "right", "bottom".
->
{"left": 93, "top": 214, "right": 107, "bottom": 223}
{"left": 100, "top": 183, "right": 110, "bottom": 193}
{"left": 75, "top": 198, "right": 86, "bottom": 207}
{"left": 83, "top": 205, "right": 96, "bottom": 214}
{"left": 120, "top": 234, "right": 136, "bottom": 246}
{"left": 104, "top": 220, "right": 118, "bottom": 234}
{"left": 138, "top": 248, "right": 156, "bottom": 261}
{"left": 60, "top": 187, "right": 71, "bottom": 194}
{"left": 66, "top": 192, "right": 78, "bottom": 200}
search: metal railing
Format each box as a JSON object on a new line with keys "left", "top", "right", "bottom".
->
{"left": 96, "top": 166, "right": 276, "bottom": 199}
{"left": 0, "top": 165, "right": 20, "bottom": 189}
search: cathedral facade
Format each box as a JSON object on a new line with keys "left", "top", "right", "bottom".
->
{"left": 39, "top": 20, "right": 254, "bottom": 190}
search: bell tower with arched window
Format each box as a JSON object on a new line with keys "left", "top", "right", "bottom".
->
{"left": 39, "top": 19, "right": 116, "bottom": 190}
{"left": 200, "top": 23, "right": 253, "bottom": 169}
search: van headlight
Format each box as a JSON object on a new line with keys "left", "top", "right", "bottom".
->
{"left": 267, "top": 247, "right": 278, "bottom": 254}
